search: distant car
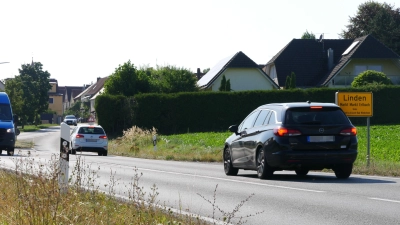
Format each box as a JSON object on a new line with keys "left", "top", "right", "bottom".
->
{"left": 70, "top": 124, "right": 108, "bottom": 156}
{"left": 64, "top": 115, "right": 77, "bottom": 126}
{"left": 224, "top": 101, "right": 358, "bottom": 179}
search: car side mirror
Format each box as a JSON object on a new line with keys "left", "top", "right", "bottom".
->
{"left": 228, "top": 125, "right": 240, "bottom": 136}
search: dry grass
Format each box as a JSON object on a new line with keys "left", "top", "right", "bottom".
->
{"left": 0, "top": 152, "right": 210, "bottom": 225}
{"left": 15, "top": 139, "right": 34, "bottom": 149}
{"left": 109, "top": 126, "right": 223, "bottom": 162}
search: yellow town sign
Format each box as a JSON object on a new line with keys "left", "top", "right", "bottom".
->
{"left": 335, "top": 92, "right": 373, "bottom": 117}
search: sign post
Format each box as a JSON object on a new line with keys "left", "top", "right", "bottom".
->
{"left": 153, "top": 135, "right": 157, "bottom": 151}
{"left": 335, "top": 92, "right": 373, "bottom": 166}
{"left": 59, "top": 122, "right": 70, "bottom": 193}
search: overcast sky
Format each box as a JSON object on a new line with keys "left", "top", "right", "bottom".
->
{"left": 0, "top": 0, "right": 392, "bottom": 86}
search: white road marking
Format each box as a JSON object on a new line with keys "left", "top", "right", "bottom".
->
{"left": 369, "top": 197, "right": 400, "bottom": 204}
{"left": 139, "top": 168, "right": 325, "bottom": 193}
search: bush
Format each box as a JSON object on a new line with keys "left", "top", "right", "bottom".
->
{"left": 352, "top": 70, "right": 392, "bottom": 87}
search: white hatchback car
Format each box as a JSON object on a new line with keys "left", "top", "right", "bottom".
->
{"left": 70, "top": 124, "right": 108, "bottom": 156}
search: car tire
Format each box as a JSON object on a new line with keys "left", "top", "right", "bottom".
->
{"left": 223, "top": 147, "right": 238, "bottom": 176}
{"left": 103, "top": 151, "right": 108, "bottom": 156}
{"left": 257, "top": 149, "right": 274, "bottom": 179}
{"left": 7, "top": 147, "right": 14, "bottom": 156}
{"left": 295, "top": 168, "right": 309, "bottom": 177}
{"left": 334, "top": 164, "right": 353, "bottom": 179}
{"left": 71, "top": 149, "right": 77, "bottom": 155}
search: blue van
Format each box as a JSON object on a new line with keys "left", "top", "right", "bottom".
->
{"left": 0, "top": 92, "right": 16, "bottom": 156}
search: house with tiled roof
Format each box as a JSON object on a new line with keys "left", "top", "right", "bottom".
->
{"left": 62, "top": 86, "right": 86, "bottom": 115}
{"left": 264, "top": 35, "right": 400, "bottom": 88}
{"left": 48, "top": 79, "right": 64, "bottom": 116}
{"left": 74, "top": 76, "right": 109, "bottom": 117}
{"left": 197, "top": 51, "right": 280, "bottom": 91}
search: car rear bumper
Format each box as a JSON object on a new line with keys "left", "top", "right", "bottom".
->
{"left": 268, "top": 150, "right": 358, "bottom": 169}
{"left": 72, "top": 147, "right": 107, "bottom": 152}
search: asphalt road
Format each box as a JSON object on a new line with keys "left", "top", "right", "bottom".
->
{"left": 2, "top": 126, "right": 400, "bottom": 225}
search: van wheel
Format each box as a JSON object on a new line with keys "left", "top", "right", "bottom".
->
{"left": 224, "top": 147, "right": 238, "bottom": 176}
{"left": 257, "top": 149, "right": 274, "bottom": 179}
{"left": 334, "top": 164, "right": 353, "bottom": 179}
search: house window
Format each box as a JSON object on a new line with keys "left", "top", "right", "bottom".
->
{"left": 49, "top": 98, "right": 54, "bottom": 104}
{"left": 355, "top": 65, "right": 382, "bottom": 75}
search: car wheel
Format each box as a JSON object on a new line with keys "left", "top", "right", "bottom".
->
{"left": 7, "top": 147, "right": 14, "bottom": 156}
{"left": 71, "top": 149, "right": 77, "bottom": 155}
{"left": 98, "top": 151, "right": 103, "bottom": 156}
{"left": 223, "top": 147, "right": 238, "bottom": 176}
{"left": 257, "top": 149, "right": 274, "bottom": 179}
{"left": 103, "top": 151, "right": 108, "bottom": 156}
{"left": 295, "top": 168, "right": 309, "bottom": 177}
{"left": 334, "top": 164, "right": 353, "bottom": 179}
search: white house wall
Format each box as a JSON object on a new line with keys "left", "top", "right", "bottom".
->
{"left": 330, "top": 59, "right": 400, "bottom": 87}
{"left": 210, "top": 68, "right": 275, "bottom": 91}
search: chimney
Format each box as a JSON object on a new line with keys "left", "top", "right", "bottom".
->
{"left": 197, "top": 68, "right": 201, "bottom": 80}
{"left": 327, "top": 48, "right": 334, "bottom": 71}
{"left": 97, "top": 77, "right": 101, "bottom": 82}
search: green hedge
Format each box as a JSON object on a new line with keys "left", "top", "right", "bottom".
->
{"left": 95, "top": 86, "right": 400, "bottom": 135}
{"left": 95, "top": 94, "right": 134, "bottom": 134}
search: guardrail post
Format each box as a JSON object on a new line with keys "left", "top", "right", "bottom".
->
{"left": 59, "top": 122, "right": 70, "bottom": 193}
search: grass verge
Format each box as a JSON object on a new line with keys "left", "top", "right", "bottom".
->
{"left": 109, "top": 125, "right": 400, "bottom": 177}
{"left": 0, "top": 153, "right": 212, "bottom": 224}
{"left": 20, "top": 123, "right": 59, "bottom": 132}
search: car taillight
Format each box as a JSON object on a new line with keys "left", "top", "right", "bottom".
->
{"left": 99, "top": 135, "right": 107, "bottom": 139}
{"left": 340, "top": 127, "right": 357, "bottom": 136}
{"left": 274, "top": 127, "right": 301, "bottom": 137}
{"left": 310, "top": 106, "right": 322, "bottom": 109}
{"left": 76, "top": 134, "right": 84, "bottom": 138}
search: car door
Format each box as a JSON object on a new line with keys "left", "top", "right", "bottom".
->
{"left": 230, "top": 110, "right": 260, "bottom": 167}
{"left": 243, "top": 110, "right": 271, "bottom": 168}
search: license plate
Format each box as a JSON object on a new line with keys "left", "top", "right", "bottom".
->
{"left": 86, "top": 139, "right": 97, "bottom": 142}
{"left": 307, "top": 136, "right": 334, "bottom": 142}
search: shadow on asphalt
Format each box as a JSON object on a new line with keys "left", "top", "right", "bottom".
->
{"left": 237, "top": 173, "right": 397, "bottom": 184}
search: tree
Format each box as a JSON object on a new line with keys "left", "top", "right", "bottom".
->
{"left": 148, "top": 65, "right": 198, "bottom": 93}
{"left": 104, "top": 60, "right": 150, "bottom": 96}
{"left": 301, "top": 30, "right": 316, "bottom": 39}
{"left": 351, "top": 70, "right": 392, "bottom": 87}
{"left": 285, "top": 72, "right": 296, "bottom": 89}
{"left": 5, "top": 62, "right": 52, "bottom": 126}
{"left": 218, "top": 75, "right": 231, "bottom": 91}
{"left": 202, "top": 68, "right": 210, "bottom": 73}
{"left": 154, "top": 65, "right": 198, "bottom": 93}
{"left": 290, "top": 72, "right": 296, "bottom": 89}
{"left": 285, "top": 76, "right": 291, "bottom": 89}
{"left": 226, "top": 79, "right": 231, "bottom": 92}
{"left": 340, "top": 1, "right": 400, "bottom": 55}
{"left": 219, "top": 75, "right": 227, "bottom": 91}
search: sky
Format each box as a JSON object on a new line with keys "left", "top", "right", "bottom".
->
{"left": 0, "top": 0, "right": 393, "bottom": 87}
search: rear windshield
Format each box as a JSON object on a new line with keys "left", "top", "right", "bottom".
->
{"left": 78, "top": 127, "right": 105, "bottom": 134}
{"left": 285, "top": 107, "right": 350, "bottom": 125}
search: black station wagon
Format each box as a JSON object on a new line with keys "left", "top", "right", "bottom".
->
{"left": 224, "top": 102, "right": 358, "bottom": 179}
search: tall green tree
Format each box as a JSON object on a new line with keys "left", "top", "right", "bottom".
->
{"left": 290, "top": 72, "right": 296, "bottom": 89}
{"left": 5, "top": 62, "right": 52, "bottom": 126}
{"left": 218, "top": 75, "right": 227, "bottom": 91}
{"left": 218, "top": 74, "right": 231, "bottom": 91}
{"left": 104, "top": 60, "right": 150, "bottom": 96}
{"left": 340, "top": 1, "right": 400, "bottom": 55}
{"left": 301, "top": 30, "right": 316, "bottom": 39}
{"left": 285, "top": 72, "right": 296, "bottom": 89}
